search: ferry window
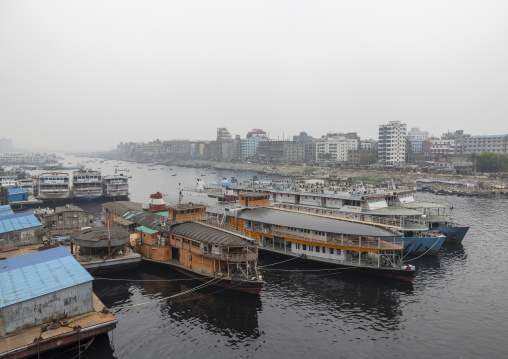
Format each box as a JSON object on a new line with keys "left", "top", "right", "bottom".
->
{"left": 176, "top": 236, "right": 180, "bottom": 241}
{"left": 322, "top": 247, "right": 326, "bottom": 253}
{"left": 336, "top": 249, "right": 342, "bottom": 255}
{"left": 183, "top": 238, "right": 189, "bottom": 244}
{"left": 303, "top": 244, "right": 307, "bottom": 250}
{"left": 315, "top": 246, "right": 319, "bottom": 252}
{"left": 330, "top": 248, "right": 334, "bottom": 254}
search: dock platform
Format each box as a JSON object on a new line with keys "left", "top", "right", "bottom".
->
{"left": 0, "top": 294, "right": 117, "bottom": 359}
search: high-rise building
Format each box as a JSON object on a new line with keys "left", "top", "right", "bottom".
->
{"left": 378, "top": 121, "right": 407, "bottom": 164}
{"left": 0, "top": 138, "right": 13, "bottom": 153}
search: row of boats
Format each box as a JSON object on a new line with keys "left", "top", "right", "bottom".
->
{"left": 1, "top": 169, "right": 129, "bottom": 200}
{"left": 96, "top": 177, "right": 470, "bottom": 293}
{"left": 196, "top": 178, "right": 469, "bottom": 256}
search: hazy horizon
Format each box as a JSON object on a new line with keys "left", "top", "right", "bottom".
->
{"left": 2, "top": 0, "right": 507, "bottom": 153}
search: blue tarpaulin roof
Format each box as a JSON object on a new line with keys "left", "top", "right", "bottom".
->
{"left": 0, "top": 246, "right": 94, "bottom": 308}
{"left": 0, "top": 205, "right": 14, "bottom": 217}
{"left": 0, "top": 211, "right": 42, "bottom": 234}
{"left": 7, "top": 188, "right": 28, "bottom": 195}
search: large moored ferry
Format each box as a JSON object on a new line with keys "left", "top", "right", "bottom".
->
{"left": 102, "top": 174, "right": 129, "bottom": 198}
{"left": 37, "top": 172, "right": 70, "bottom": 199}
{"left": 225, "top": 183, "right": 446, "bottom": 255}
{"left": 72, "top": 169, "right": 102, "bottom": 198}
{"left": 208, "top": 192, "right": 416, "bottom": 281}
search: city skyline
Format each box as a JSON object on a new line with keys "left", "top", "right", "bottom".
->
{"left": 2, "top": 1, "right": 507, "bottom": 152}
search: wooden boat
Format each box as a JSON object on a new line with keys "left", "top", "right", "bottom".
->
{"left": 102, "top": 198, "right": 263, "bottom": 294}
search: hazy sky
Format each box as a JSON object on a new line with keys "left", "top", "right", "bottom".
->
{"left": 1, "top": 0, "right": 507, "bottom": 152}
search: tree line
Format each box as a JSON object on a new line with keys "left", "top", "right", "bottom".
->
{"left": 470, "top": 152, "right": 508, "bottom": 173}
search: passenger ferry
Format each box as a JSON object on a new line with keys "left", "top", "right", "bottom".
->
{"left": 37, "top": 172, "right": 70, "bottom": 199}
{"left": 102, "top": 174, "right": 129, "bottom": 198}
{"left": 0, "top": 174, "right": 18, "bottom": 189}
{"left": 72, "top": 169, "right": 102, "bottom": 198}
{"left": 18, "top": 177, "right": 35, "bottom": 194}
{"left": 388, "top": 189, "right": 469, "bottom": 242}
{"left": 229, "top": 184, "right": 445, "bottom": 255}
{"left": 208, "top": 192, "right": 416, "bottom": 281}
{"left": 102, "top": 196, "right": 263, "bottom": 294}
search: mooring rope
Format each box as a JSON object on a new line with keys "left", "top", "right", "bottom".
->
{"left": 258, "top": 256, "right": 299, "bottom": 268}
{"left": 403, "top": 236, "right": 443, "bottom": 262}
{"left": 94, "top": 277, "right": 196, "bottom": 282}
{"left": 109, "top": 277, "right": 223, "bottom": 310}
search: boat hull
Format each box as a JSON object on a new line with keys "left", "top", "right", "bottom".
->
{"left": 73, "top": 191, "right": 103, "bottom": 199}
{"left": 397, "top": 235, "right": 446, "bottom": 255}
{"left": 259, "top": 248, "right": 415, "bottom": 282}
{"left": 429, "top": 225, "right": 469, "bottom": 243}
{"left": 143, "top": 258, "right": 263, "bottom": 294}
{"left": 37, "top": 191, "right": 71, "bottom": 199}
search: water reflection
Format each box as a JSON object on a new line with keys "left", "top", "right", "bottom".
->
{"left": 259, "top": 254, "right": 410, "bottom": 334}
{"left": 92, "top": 262, "right": 262, "bottom": 341}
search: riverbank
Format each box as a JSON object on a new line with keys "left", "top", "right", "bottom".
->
{"left": 169, "top": 159, "right": 508, "bottom": 194}
{"left": 93, "top": 154, "right": 508, "bottom": 195}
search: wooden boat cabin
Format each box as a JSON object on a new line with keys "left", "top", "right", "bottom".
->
{"left": 102, "top": 198, "right": 263, "bottom": 293}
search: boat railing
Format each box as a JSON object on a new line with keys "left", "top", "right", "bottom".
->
{"left": 240, "top": 224, "right": 401, "bottom": 251}
{"left": 198, "top": 219, "right": 257, "bottom": 241}
{"left": 269, "top": 203, "right": 403, "bottom": 228}
{"left": 202, "top": 251, "right": 257, "bottom": 261}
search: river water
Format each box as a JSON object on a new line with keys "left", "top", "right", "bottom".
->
{"left": 36, "top": 156, "right": 507, "bottom": 358}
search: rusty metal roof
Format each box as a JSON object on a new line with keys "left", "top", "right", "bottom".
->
{"left": 171, "top": 222, "right": 255, "bottom": 246}
{"left": 103, "top": 201, "right": 143, "bottom": 216}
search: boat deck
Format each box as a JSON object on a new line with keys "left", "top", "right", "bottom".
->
{"left": 259, "top": 245, "right": 399, "bottom": 268}
{"left": 237, "top": 226, "right": 404, "bottom": 252}
{"left": 0, "top": 295, "right": 116, "bottom": 359}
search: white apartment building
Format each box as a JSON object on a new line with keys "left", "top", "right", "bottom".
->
{"left": 429, "top": 140, "right": 456, "bottom": 154}
{"left": 316, "top": 135, "right": 359, "bottom": 163}
{"left": 407, "top": 128, "right": 429, "bottom": 140}
{"left": 241, "top": 137, "right": 267, "bottom": 159}
{"left": 378, "top": 121, "right": 407, "bottom": 164}
{"left": 462, "top": 135, "right": 508, "bottom": 154}
{"left": 407, "top": 127, "right": 429, "bottom": 153}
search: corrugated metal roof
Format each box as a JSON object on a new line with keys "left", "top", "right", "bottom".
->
{"left": 127, "top": 211, "right": 168, "bottom": 229}
{"left": 0, "top": 211, "right": 42, "bottom": 234}
{"left": 0, "top": 205, "right": 15, "bottom": 217}
{"left": 136, "top": 226, "right": 159, "bottom": 234}
{"left": 234, "top": 207, "right": 400, "bottom": 237}
{"left": 0, "top": 246, "right": 93, "bottom": 309}
{"left": 171, "top": 222, "right": 254, "bottom": 246}
{"left": 103, "top": 201, "right": 143, "bottom": 217}
{"left": 7, "top": 188, "right": 27, "bottom": 195}
{"left": 113, "top": 216, "right": 134, "bottom": 226}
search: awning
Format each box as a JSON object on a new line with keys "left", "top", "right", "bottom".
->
{"left": 136, "top": 226, "right": 159, "bottom": 234}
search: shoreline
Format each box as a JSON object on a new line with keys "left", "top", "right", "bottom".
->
{"left": 93, "top": 154, "right": 508, "bottom": 196}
